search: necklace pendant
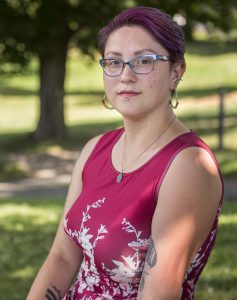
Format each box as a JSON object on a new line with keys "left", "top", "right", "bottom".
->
{"left": 116, "top": 172, "right": 123, "bottom": 183}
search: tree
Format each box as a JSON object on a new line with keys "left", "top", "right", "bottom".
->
{"left": 136, "top": 0, "right": 237, "bottom": 40}
{"left": 0, "top": 0, "right": 127, "bottom": 140}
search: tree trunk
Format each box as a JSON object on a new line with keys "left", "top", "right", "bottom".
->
{"left": 34, "top": 37, "right": 69, "bottom": 140}
{"left": 184, "top": 19, "right": 194, "bottom": 41}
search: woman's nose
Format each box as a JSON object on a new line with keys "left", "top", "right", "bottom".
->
{"left": 120, "top": 63, "right": 137, "bottom": 83}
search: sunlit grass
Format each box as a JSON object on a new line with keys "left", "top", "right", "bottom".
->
{"left": 183, "top": 52, "right": 237, "bottom": 91}
{"left": 0, "top": 96, "right": 38, "bottom": 133}
{"left": 0, "top": 197, "right": 64, "bottom": 300}
{"left": 66, "top": 52, "right": 103, "bottom": 92}
{"left": 220, "top": 214, "right": 237, "bottom": 224}
{"left": 10, "top": 266, "right": 35, "bottom": 280}
{"left": 65, "top": 95, "right": 121, "bottom": 126}
{"left": 0, "top": 203, "right": 60, "bottom": 229}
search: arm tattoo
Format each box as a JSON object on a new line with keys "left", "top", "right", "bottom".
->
{"left": 139, "top": 270, "right": 149, "bottom": 292}
{"left": 139, "top": 237, "right": 157, "bottom": 292}
{"left": 44, "top": 284, "right": 62, "bottom": 300}
{"left": 146, "top": 237, "right": 157, "bottom": 268}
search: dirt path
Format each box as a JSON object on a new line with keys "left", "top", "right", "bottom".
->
{"left": 0, "top": 149, "right": 79, "bottom": 198}
{"left": 0, "top": 148, "right": 236, "bottom": 200}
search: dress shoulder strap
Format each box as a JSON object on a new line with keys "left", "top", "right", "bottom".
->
{"left": 82, "top": 128, "right": 124, "bottom": 179}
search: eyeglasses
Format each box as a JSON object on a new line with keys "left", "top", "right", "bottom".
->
{"left": 99, "top": 54, "right": 170, "bottom": 77}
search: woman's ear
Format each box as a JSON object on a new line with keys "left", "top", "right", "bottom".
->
{"left": 170, "top": 60, "right": 186, "bottom": 90}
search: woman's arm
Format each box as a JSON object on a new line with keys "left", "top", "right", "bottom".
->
{"left": 27, "top": 135, "right": 102, "bottom": 300}
{"left": 137, "top": 147, "right": 222, "bottom": 300}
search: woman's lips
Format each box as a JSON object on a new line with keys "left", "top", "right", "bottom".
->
{"left": 118, "top": 90, "right": 141, "bottom": 97}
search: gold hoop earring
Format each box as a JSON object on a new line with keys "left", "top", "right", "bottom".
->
{"left": 101, "top": 94, "right": 114, "bottom": 110}
{"left": 169, "top": 90, "right": 179, "bottom": 109}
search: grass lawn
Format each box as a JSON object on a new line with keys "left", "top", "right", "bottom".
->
{"left": 0, "top": 197, "right": 236, "bottom": 300}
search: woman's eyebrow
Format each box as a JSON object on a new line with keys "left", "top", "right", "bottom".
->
{"left": 134, "top": 49, "right": 157, "bottom": 55}
{"left": 105, "top": 49, "right": 157, "bottom": 57}
{"left": 105, "top": 51, "right": 122, "bottom": 57}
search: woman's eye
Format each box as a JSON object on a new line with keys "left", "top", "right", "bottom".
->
{"left": 108, "top": 60, "right": 121, "bottom": 66}
{"left": 138, "top": 58, "right": 152, "bottom": 64}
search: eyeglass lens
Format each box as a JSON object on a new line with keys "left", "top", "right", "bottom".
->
{"left": 102, "top": 55, "right": 156, "bottom": 76}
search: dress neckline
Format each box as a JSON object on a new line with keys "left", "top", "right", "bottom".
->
{"left": 109, "top": 128, "right": 193, "bottom": 178}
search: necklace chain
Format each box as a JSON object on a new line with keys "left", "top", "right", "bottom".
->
{"left": 116, "top": 116, "right": 176, "bottom": 183}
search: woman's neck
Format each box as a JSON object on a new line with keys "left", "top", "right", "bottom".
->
{"left": 122, "top": 110, "right": 176, "bottom": 149}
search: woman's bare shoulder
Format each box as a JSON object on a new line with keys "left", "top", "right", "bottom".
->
{"left": 77, "top": 134, "right": 103, "bottom": 167}
{"left": 171, "top": 146, "right": 221, "bottom": 185}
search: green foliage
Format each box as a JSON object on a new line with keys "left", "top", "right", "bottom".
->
{"left": 136, "top": 0, "right": 237, "bottom": 40}
{"left": 0, "top": 198, "right": 236, "bottom": 299}
{"left": 0, "top": 0, "right": 237, "bottom": 72}
{"left": 0, "top": 0, "right": 129, "bottom": 72}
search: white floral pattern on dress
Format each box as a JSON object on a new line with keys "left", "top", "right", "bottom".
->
{"left": 64, "top": 198, "right": 108, "bottom": 298}
{"left": 106, "top": 218, "right": 149, "bottom": 281}
{"left": 182, "top": 225, "right": 218, "bottom": 298}
{"left": 64, "top": 198, "right": 149, "bottom": 299}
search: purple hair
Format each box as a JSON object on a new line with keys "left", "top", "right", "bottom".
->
{"left": 98, "top": 6, "right": 185, "bottom": 64}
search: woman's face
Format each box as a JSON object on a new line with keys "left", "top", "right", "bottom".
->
{"left": 102, "top": 25, "right": 184, "bottom": 119}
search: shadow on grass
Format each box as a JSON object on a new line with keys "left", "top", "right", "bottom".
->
{"left": 0, "top": 112, "right": 237, "bottom": 178}
{"left": 179, "top": 86, "right": 237, "bottom": 99}
{"left": 0, "top": 86, "right": 236, "bottom": 100}
{"left": 214, "top": 147, "right": 237, "bottom": 178}
{"left": 186, "top": 41, "right": 237, "bottom": 56}
{"left": 0, "top": 119, "right": 123, "bottom": 152}
{"left": 0, "top": 112, "right": 237, "bottom": 152}
{"left": 179, "top": 113, "right": 237, "bottom": 140}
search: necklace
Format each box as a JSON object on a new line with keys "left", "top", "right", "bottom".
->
{"left": 116, "top": 116, "right": 176, "bottom": 183}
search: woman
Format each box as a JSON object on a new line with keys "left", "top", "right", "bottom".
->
{"left": 27, "top": 7, "right": 224, "bottom": 300}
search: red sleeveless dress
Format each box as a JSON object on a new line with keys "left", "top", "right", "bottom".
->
{"left": 63, "top": 128, "right": 224, "bottom": 300}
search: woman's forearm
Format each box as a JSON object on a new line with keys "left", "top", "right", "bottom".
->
{"left": 26, "top": 252, "right": 81, "bottom": 300}
{"left": 138, "top": 291, "right": 180, "bottom": 300}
